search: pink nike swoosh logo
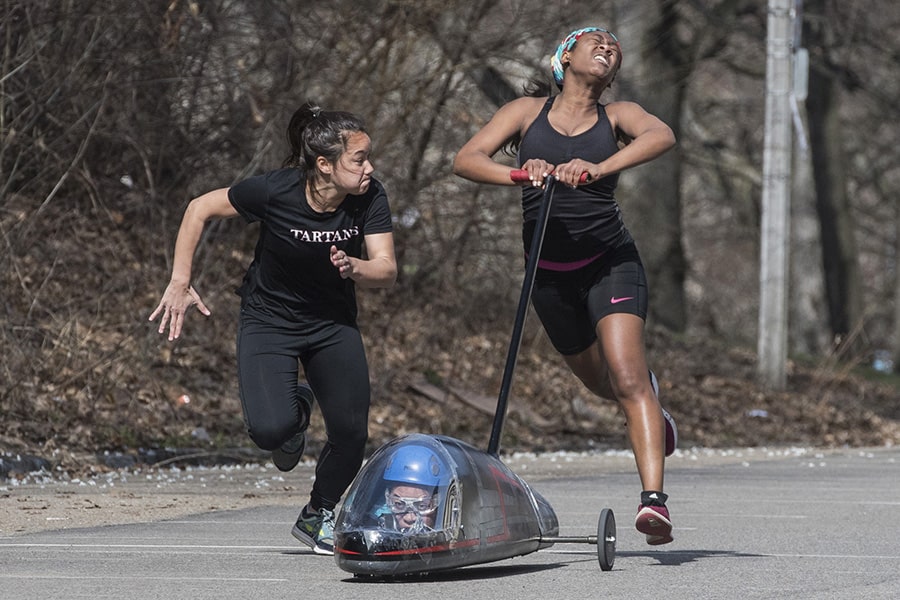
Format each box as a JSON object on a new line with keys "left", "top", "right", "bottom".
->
{"left": 610, "top": 296, "right": 634, "bottom": 304}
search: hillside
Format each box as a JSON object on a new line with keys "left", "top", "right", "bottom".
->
{"left": 3, "top": 294, "right": 898, "bottom": 480}
{"left": 1, "top": 193, "right": 898, "bottom": 480}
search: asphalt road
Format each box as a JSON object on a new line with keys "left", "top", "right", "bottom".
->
{"left": 1, "top": 446, "right": 898, "bottom": 599}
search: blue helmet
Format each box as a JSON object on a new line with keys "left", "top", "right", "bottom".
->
{"left": 383, "top": 444, "right": 446, "bottom": 488}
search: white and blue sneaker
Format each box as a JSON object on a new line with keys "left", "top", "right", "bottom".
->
{"left": 292, "top": 504, "right": 335, "bottom": 555}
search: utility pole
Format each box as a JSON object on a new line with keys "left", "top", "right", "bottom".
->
{"left": 758, "top": 0, "right": 795, "bottom": 389}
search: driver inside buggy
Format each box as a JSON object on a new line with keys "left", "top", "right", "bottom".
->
{"left": 374, "top": 444, "right": 445, "bottom": 534}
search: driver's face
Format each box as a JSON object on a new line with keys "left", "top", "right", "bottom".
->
{"left": 389, "top": 485, "right": 437, "bottom": 530}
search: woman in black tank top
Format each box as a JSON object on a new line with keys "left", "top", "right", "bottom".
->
{"left": 453, "top": 27, "right": 678, "bottom": 546}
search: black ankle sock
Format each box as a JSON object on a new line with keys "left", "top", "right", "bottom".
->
{"left": 641, "top": 491, "right": 668, "bottom": 507}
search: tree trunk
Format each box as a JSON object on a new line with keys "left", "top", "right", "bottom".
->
{"left": 892, "top": 203, "right": 900, "bottom": 372}
{"left": 804, "top": 9, "right": 864, "bottom": 354}
{"left": 790, "top": 131, "right": 829, "bottom": 356}
{"left": 612, "top": 0, "right": 688, "bottom": 332}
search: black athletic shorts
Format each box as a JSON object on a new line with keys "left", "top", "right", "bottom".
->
{"left": 530, "top": 242, "right": 648, "bottom": 356}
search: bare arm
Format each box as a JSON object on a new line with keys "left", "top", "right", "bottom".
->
{"left": 554, "top": 101, "right": 676, "bottom": 187}
{"left": 330, "top": 231, "right": 397, "bottom": 289}
{"left": 148, "top": 188, "right": 239, "bottom": 340}
{"left": 452, "top": 97, "right": 552, "bottom": 186}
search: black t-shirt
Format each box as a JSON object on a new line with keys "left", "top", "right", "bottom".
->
{"left": 517, "top": 97, "right": 632, "bottom": 263}
{"left": 228, "top": 168, "right": 393, "bottom": 327}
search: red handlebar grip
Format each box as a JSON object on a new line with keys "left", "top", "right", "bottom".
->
{"left": 509, "top": 169, "right": 530, "bottom": 183}
{"left": 509, "top": 169, "right": 591, "bottom": 184}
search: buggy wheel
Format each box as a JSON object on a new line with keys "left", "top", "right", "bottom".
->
{"left": 597, "top": 508, "right": 616, "bottom": 571}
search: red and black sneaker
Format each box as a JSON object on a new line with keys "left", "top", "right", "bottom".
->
{"left": 650, "top": 371, "right": 678, "bottom": 457}
{"left": 635, "top": 503, "right": 674, "bottom": 545}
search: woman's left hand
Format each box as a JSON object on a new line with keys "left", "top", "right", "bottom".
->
{"left": 554, "top": 159, "right": 599, "bottom": 188}
{"left": 330, "top": 245, "right": 354, "bottom": 279}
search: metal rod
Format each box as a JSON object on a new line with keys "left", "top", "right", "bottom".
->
{"left": 541, "top": 536, "right": 599, "bottom": 544}
{"left": 487, "top": 177, "right": 557, "bottom": 456}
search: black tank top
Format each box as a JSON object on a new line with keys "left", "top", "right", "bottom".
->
{"left": 517, "top": 97, "right": 632, "bottom": 266}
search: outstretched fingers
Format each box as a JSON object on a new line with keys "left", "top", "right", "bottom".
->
{"left": 148, "top": 286, "right": 210, "bottom": 341}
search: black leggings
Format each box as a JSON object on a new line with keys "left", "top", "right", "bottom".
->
{"left": 236, "top": 308, "right": 370, "bottom": 511}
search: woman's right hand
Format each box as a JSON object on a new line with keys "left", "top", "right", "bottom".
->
{"left": 147, "top": 188, "right": 234, "bottom": 341}
{"left": 516, "top": 159, "right": 556, "bottom": 187}
{"left": 148, "top": 283, "right": 210, "bottom": 341}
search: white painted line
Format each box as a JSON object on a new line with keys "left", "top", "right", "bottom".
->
{"left": 0, "top": 543, "right": 299, "bottom": 550}
{"left": 0, "top": 575, "right": 288, "bottom": 582}
{"left": 543, "top": 549, "right": 900, "bottom": 560}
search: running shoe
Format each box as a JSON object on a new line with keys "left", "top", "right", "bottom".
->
{"left": 292, "top": 505, "right": 335, "bottom": 555}
{"left": 650, "top": 371, "right": 678, "bottom": 457}
{"left": 635, "top": 503, "right": 673, "bottom": 545}
{"left": 271, "top": 384, "right": 314, "bottom": 472}
{"left": 272, "top": 431, "right": 305, "bottom": 472}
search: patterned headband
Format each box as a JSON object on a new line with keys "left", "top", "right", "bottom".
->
{"left": 551, "top": 27, "right": 621, "bottom": 89}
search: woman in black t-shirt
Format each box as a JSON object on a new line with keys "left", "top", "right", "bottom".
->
{"left": 150, "top": 102, "right": 396, "bottom": 555}
{"left": 453, "top": 28, "right": 678, "bottom": 546}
